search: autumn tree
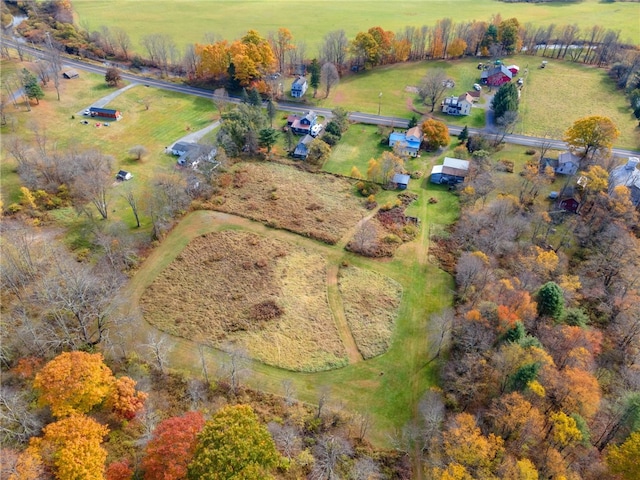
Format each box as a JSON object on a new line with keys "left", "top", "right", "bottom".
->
{"left": 421, "top": 118, "right": 450, "bottom": 150}
{"left": 105, "top": 67, "right": 122, "bottom": 87}
{"left": 447, "top": 38, "right": 467, "bottom": 59}
{"left": 606, "top": 431, "right": 640, "bottom": 480}
{"left": 269, "top": 28, "right": 294, "bottom": 73}
{"left": 196, "top": 40, "right": 230, "bottom": 79}
{"left": 34, "top": 351, "right": 115, "bottom": 418}
{"left": 106, "top": 459, "right": 134, "bottom": 480}
{"left": 563, "top": 115, "right": 620, "bottom": 162}
{"left": 307, "top": 138, "right": 332, "bottom": 166}
{"left": 187, "top": 405, "right": 280, "bottom": 479}
{"left": 351, "top": 31, "right": 379, "bottom": 67}
{"left": 30, "top": 414, "right": 109, "bottom": 480}
{"left": 109, "top": 376, "right": 147, "bottom": 421}
{"left": 418, "top": 68, "right": 450, "bottom": 112}
{"left": 143, "top": 411, "right": 205, "bottom": 480}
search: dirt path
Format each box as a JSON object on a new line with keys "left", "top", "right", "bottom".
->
{"left": 326, "top": 264, "right": 363, "bottom": 364}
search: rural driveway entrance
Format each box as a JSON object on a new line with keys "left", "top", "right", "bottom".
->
{"left": 77, "top": 80, "right": 138, "bottom": 115}
{"left": 168, "top": 120, "right": 220, "bottom": 152}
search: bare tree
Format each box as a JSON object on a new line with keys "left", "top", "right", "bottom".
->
{"left": 145, "top": 172, "right": 190, "bottom": 240}
{"left": 129, "top": 145, "right": 148, "bottom": 160}
{"left": 121, "top": 186, "right": 141, "bottom": 228}
{"left": 320, "top": 30, "right": 349, "bottom": 69}
{"left": 351, "top": 457, "right": 381, "bottom": 480}
{"left": 493, "top": 110, "right": 519, "bottom": 146}
{"left": 316, "top": 385, "right": 331, "bottom": 419}
{"left": 349, "top": 221, "right": 377, "bottom": 256}
{"left": 418, "top": 68, "right": 450, "bottom": 112}
{"left": 72, "top": 150, "right": 114, "bottom": 220}
{"left": 268, "top": 422, "right": 301, "bottom": 459}
{"left": 197, "top": 342, "right": 210, "bottom": 385}
{"left": 320, "top": 62, "right": 339, "bottom": 99}
{"left": 220, "top": 344, "right": 251, "bottom": 396}
{"left": 144, "top": 333, "right": 172, "bottom": 374}
{"left": 113, "top": 27, "right": 131, "bottom": 60}
{"left": 425, "top": 308, "right": 454, "bottom": 365}
{"left": 282, "top": 378, "right": 296, "bottom": 406}
{"left": 0, "top": 387, "right": 44, "bottom": 445}
{"left": 44, "top": 32, "right": 62, "bottom": 101}
{"left": 141, "top": 33, "right": 177, "bottom": 76}
{"left": 311, "top": 435, "right": 353, "bottom": 480}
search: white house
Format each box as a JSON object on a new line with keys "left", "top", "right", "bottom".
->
{"left": 291, "top": 76, "right": 308, "bottom": 98}
{"left": 441, "top": 93, "right": 473, "bottom": 116}
{"left": 609, "top": 157, "right": 640, "bottom": 206}
{"left": 556, "top": 151, "right": 581, "bottom": 175}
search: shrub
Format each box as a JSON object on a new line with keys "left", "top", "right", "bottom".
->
{"left": 7, "top": 203, "right": 22, "bottom": 214}
{"left": 322, "top": 132, "right": 340, "bottom": 146}
{"left": 410, "top": 171, "right": 423, "bottom": 179}
{"left": 383, "top": 234, "right": 402, "bottom": 244}
{"left": 525, "top": 149, "right": 536, "bottom": 155}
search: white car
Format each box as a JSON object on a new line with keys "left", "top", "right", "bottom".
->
{"left": 310, "top": 124, "right": 323, "bottom": 137}
{"left": 473, "top": 83, "right": 482, "bottom": 91}
{"left": 83, "top": 109, "right": 91, "bottom": 115}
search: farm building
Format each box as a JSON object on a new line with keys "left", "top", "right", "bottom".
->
{"left": 291, "top": 76, "right": 308, "bottom": 98}
{"left": 544, "top": 151, "right": 581, "bottom": 176}
{"left": 507, "top": 64, "right": 520, "bottom": 75}
{"left": 389, "top": 126, "right": 423, "bottom": 157}
{"left": 116, "top": 170, "right": 132, "bottom": 181}
{"left": 288, "top": 111, "right": 317, "bottom": 135}
{"left": 430, "top": 157, "right": 470, "bottom": 185}
{"left": 392, "top": 173, "right": 410, "bottom": 190}
{"left": 89, "top": 107, "right": 122, "bottom": 120}
{"left": 481, "top": 65, "right": 513, "bottom": 87}
{"left": 441, "top": 93, "right": 473, "bottom": 116}
{"left": 62, "top": 69, "right": 79, "bottom": 79}
{"left": 609, "top": 157, "right": 640, "bottom": 207}
{"left": 559, "top": 197, "right": 580, "bottom": 213}
{"left": 293, "top": 134, "right": 314, "bottom": 160}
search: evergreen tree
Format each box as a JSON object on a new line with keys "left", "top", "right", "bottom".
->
{"left": 536, "top": 281, "right": 564, "bottom": 319}
{"left": 258, "top": 127, "right": 279, "bottom": 155}
{"left": 240, "top": 87, "right": 250, "bottom": 104}
{"left": 408, "top": 114, "right": 418, "bottom": 128}
{"left": 491, "top": 82, "right": 519, "bottom": 120}
{"left": 22, "top": 68, "right": 44, "bottom": 104}
{"left": 248, "top": 87, "right": 262, "bottom": 107}
{"left": 458, "top": 125, "right": 469, "bottom": 143}
{"left": 309, "top": 58, "right": 321, "bottom": 97}
{"left": 266, "top": 98, "right": 277, "bottom": 127}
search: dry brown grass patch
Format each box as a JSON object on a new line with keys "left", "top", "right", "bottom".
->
{"left": 338, "top": 266, "right": 403, "bottom": 359}
{"left": 140, "top": 230, "right": 347, "bottom": 371}
{"left": 211, "top": 162, "right": 367, "bottom": 244}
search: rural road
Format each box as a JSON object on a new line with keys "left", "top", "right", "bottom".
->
{"left": 3, "top": 36, "right": 639, "bottom": 158}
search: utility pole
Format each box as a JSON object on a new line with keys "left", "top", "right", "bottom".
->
{"left": 378, "top": 92, "right": 382, "bottom": 116}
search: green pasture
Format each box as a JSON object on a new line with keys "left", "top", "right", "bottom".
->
{"left": 72, "top": 0, "right": 640, "bottom": 53}
{"left": 517, "top": 59, "right": 640, "bottom": 149}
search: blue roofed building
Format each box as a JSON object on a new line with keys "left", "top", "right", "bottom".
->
{"left": 388, "top": 126, "right": 423, "bottom": 157}
{"left": 291, "top": 76, "right": 308, "bottom": 98}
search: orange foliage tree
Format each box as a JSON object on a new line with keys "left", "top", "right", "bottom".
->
{"left": 34, "top": 351, "right": 115, "bottom": 418}
{"left": 109, "top": 376, "right": 147, "bottom": 420}
{"left": 30, "top": 414, "right": 109, "bottom": 480}
{"left": 142, "top": 411, "right": 205, "bottom": 480}
{"left": 421, "top": 118, "right": 450, "bottom": 151}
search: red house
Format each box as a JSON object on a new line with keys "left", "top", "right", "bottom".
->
{"left": 89, "top": 107, "right": 122, "bottom": 120}
{"left": 559, "top": 197, "right": 580, "bottom": 214}
{"left": 481, "top": 65, "right": 513, "bottom": 87}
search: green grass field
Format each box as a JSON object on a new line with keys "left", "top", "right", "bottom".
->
{"left": 72, "top": 0, "right": 640, "bottom": 52}
{"left": 322, "top": 124, "right": 389, "bottom": 177}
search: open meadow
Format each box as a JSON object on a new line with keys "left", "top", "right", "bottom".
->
{"left": 73, "top": 0, "right": 640, "bottom": 52}
{"left": 210, "top": 161, "right": 369, "bottom": 244}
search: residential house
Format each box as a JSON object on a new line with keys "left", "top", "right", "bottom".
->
{"left": 293, "top": 134, "right": 314, "bottom": 160}
{"left": 609, "top": 157, "right": 640, "bottom": 207}
{"left": 89, "top": 107, "right": 122, "bottom": 120}
{"left": 545, "top": 151, "right": 581, "bottom": 175}
{"left": 480, "top": 65, "right": 513, "bottom": 87}
{"left": 441, "top": 93, "right": 473, "bottom": 116}
{"left": 291, "top": 76, "right": 308, "bottom": 98}
{"left": 388, "top": 126, "right": 423, "bottom": 157}
{"left": 430, "top": 157, "right": 470, "bottom": 185}
{"left": 289, "top": 111, "right": 317, "bottom": 135}
{"left": 170, "top": 142, "right": 217, "bottom": 167}
{"left": 392, "top": 173, "right": 410, "bottom": 190}
{"left": 466, "top": 90, "right": 481, "bottom": 102}
{"left": 507, "top": 64, "right": 520, "bottom": 75}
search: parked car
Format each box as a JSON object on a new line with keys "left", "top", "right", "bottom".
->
{"left": 473, "top": 83, "right": 482, "bottom": 91}
{"left": 310, "top": 124, "right": 323, "bottom": 137}
{"left": 83, "top": 109, "right": 91, "bottom": 115}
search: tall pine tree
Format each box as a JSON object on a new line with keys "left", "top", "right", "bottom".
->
{"left": 491, "top": 82, "right": 519, "bottom": 120}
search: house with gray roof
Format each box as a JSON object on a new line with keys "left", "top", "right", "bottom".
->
{"left": 609, "top": 157, "right": 640, "bottom": 206}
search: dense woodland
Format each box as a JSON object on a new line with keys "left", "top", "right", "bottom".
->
{"left": 1, "top": 0, "right": 640, "bottom": 479}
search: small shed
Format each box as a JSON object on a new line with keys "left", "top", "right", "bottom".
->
{"left": 559, "top": 197, "right": 580, "bottom": 213}
{"left": 293, "top": 134, "right": 314, "bottom": 160}
{"left": 392, "top": 173, "right": 410, "bottom": 190}
{"left": 62, "top": 69, "right": 79, "bottom": 79}
{"left": 90, "top": 107, "right": 122, "bottom": 120}
{"left": 116, "top": 170, "right": 132, "bottom": 181}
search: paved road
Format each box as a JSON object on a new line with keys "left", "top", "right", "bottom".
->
{"left": 3, "top": 37, "right": 639, "bottom": 158}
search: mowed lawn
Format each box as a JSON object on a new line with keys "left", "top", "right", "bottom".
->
{"left": 73, "top": 0, "right": 640, "bottom": 52}
{"left": 323, "top": 124, "right": 388, "bottom": 177}
{"left": 518, "top": 59, "right": 640, "bottom": 149}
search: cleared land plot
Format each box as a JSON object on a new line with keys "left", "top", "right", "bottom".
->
{"left": 140, "top": 230, "right": 348, "bottom": 372}
{"left": 338, "top": 266, "right": 402, "bottom": 359}
{"left": 73, "top": 0, "right": 640, "bottom": 53}
{"left": 212, "top": 162, "right": 367, "bottom": 244}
